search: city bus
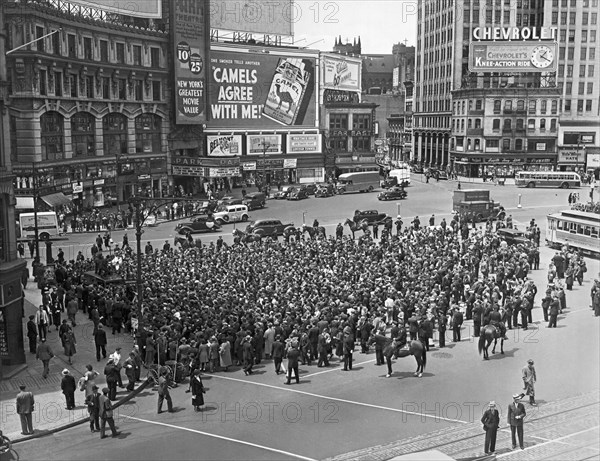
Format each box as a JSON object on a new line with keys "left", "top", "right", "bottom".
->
{"left": 515, "top": 171, "right": 581, "bottom": 189}
{"left": 337, "top": 171, "right": 381, "bottom": 194}
{"left": 546, "top": 209, "right": 600, "bottom": 257}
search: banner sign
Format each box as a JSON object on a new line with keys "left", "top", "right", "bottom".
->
{"left": 172, "top": 156, "right": 240, "bottom": 167}
{"left": 283, "top": 158, "right": 297, "bottom": 168}
{"left": 247, "top": 134, "right": 282, "bottom": 155}
{"left": 72, "top": 182, "right": 83, "bottom": 193}
{"left": 558, "top": 149, "right": 585, "bottom": 163}
{"left": 208, "top": 167, "right": 240, "bottom": 177}
{"left": 587, "top": 153, "right": 600, "bottom": 168}
{"left": 287, "top": 134, "right": 321, "bottom": 154}
{"left": 469, "top": 42, "right": 558, "bottom": 72}
{"left": 172, "top": 165, "right": 205, "bottom": 176}
{"left": 323, "top": 89, "right": 359, "bottom": 104}
{"left": 242, "top": 162, "right": 256, "bottom": 171}
{"left": 321, "top": 54, "right": 361, "bottom": 91}
{"left": 173, "top": 0, "right": 209, "bottom": 124}
{"left": 206, "top": 134, "right": 242, "bottom": 156}
{"left": 208, "top": 49, "right": 317, "bottom": 128}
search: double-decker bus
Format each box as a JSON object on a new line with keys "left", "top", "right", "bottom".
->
{"left": 515, "top": 171, "right": 581, "bottom": 189}
{"left": 546, "top": 209, "right": 600, "bottom": 257}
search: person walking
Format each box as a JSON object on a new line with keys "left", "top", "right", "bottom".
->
{"left": 272, "top": 335, "right": 284, "bottom": 374}
{"left": 219, "top": 337, "right": 232, "bottom": 372}
{"left": 242, "top": 335, "right": 254, "bottom": 376}
{"left": 522, "top": 359, "right": 537, "bottom": 406}
{"left": 36, "top": 338, "right": 54, "bottom": 379}
{"left": 83, "top": 364, "right": 99, "bottom": 399}
{"left": 157, "top": 369, "right": 174, "bottom": 414}
{"left": 61, "top": 369, "right": 76, "bottom": 410}
{"left": 16, "top": 384, "right": 35, "bottom": 435}
{"left": 342, "top": 326, "right": 355, "bottom": 371}
{"left": 481, "top": 401, "right": 500, "bottom": 455}
{"left": 94, "top": 324, "right": 107, "bottom": 362}
{"left": 123, "top": 352, "right": 137, "bottom": 392}
{"left": 507, "top": 394, "right": 526, "bottom": 450}
{"left": 99, "top": 387, "right": 120, "bottom": 439}
{"left": 103, "top": 359, "right": 119, "bottom": 401}
{"left": 26, "top": 315, "right": 38, "bottom": 354}
{"left": 548, "top": 295, "right": 560, "bottom": 328}
{"left": 62, "top": 326, "right": 77, "bottom": 365}
{"left": 285, "top": 341, "right": 301, "bottom": 385}
{"left": 190, "top": 369, "right": 205, "bottom": 412}
{"left": 34, "top": 305, "right": 49, "bottom": 341}
{"left": 85, "top": 385, "right": 101, "bottom": 433}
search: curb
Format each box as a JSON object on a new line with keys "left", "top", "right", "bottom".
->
{"left": 11, "top": 379, "right": 151, "bottom": 445}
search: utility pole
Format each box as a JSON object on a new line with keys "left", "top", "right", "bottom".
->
{"left": 32, "top": 162, "right": 40, "bottom": 260}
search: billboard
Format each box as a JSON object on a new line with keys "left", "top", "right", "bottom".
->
{"left": 246, "top": 134, "right": 282, "bottom": 155}
{"left": 173, "top": 0, "right": 210, "bottom": 124}
{"left": 321, "top": 54, "right": 361, "bottom": 92}
{"left": 68, "top": 0, "right": 161, "bottom": 18}
{"left": 206, "top": 134, "right": 242, "bottom": 156}
{"left": 287, "top": 134, "right": 321, "bottom": 154}
{"left": 208, "top": 48, "right": 317, "bottom": 128}
{"left": 469, "top": 42, "right": 558, "bottom": 72}
{"left": 209, "top": 0, "right": 293, "bottom": 36}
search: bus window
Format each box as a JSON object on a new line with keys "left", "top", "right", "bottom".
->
{"left": 577, "top": 224, "right": 584, "bottom": 234}
{"left": 556, "top": 220, "right": 562, "bottom": 230}
{"left": 584, "top": 226, "right": 591, "bottom": 236}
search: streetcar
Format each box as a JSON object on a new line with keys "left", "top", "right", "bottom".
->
{"left": 546, "top": 209, "right": 600, "bottom": 257}
{"left": 515, "top": 171, "right": 581, "bottom": 189}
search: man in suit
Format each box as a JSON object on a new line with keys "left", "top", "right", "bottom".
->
{"left": 26, "top": 315, "right": 38, "bottom": 353}
{"left": 16, "top": 384, "right": 35, "bottom": 435}
{"left": 285, "top": 341, "right": 300, "bottom": 385}
{"left": 452, "top": 307, "right": 463, "bottom": 342}
{"left": 61, "top": 369, "right": 76, "bottom": 410}
{"left": 99, "top": 387, "right": 120, "bottom": 439}
{"left": 36, "top": 338, "right": 54, "bottom": 379}
{"left": 94, "top": 324, "right": 107, "bottom": 362}
{"left": 317, "top": 329, "right": 330, "bottom": 367}
{"left": 242, "top": 335, "right": 254, "bottom": 375}
{"left": 157, "top": 369, "right": 174, "bottom": 414}
{"left": 34, "top": 305, "right": 49, "bottom": 341}
{"left": 342, "top": 326, "right": 355, "bottom": 371}
{"left": 507, "top": 394, "right": 526, "bottom": 450}
{"left": 522, "top": 359, "right": 537, "bottom": 406}
{"left": 271, "top": 335, "right": 284, "bottom": 374}
{"left": 481, "top": 401, "right": 500, "bottom": 454}
{"left": 86, "top": 385, "right": 101, "bottom": 432}
{"left": 103, "top": 359, "right": 119, "bottom": 401}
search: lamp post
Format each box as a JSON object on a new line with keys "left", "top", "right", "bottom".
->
{"left": 31, "top": 162, "right": 40, "bottom": 260}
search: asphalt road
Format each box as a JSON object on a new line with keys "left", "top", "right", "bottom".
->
{"left": 11, "top": 178, "right": 599, "bottom": 460}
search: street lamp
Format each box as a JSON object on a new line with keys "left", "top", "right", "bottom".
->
{"left": 31, "top": 162, "right": 40, "bottom": 260}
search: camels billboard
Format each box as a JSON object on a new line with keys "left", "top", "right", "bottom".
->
{"left": 207, "top": 46, "right": 318, "bottom": 129}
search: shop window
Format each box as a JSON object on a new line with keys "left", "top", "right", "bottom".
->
{"left": 40, "top": 111, "right": 64, "bottom": 161}
{"left": 135, "top": 113, "right": 162, "bottom": 153}
{"left": 71, "top": 112, "right": 96, "bottom": 157}
{"left": 103, "top": 113, "right": 128, "bottom": 155}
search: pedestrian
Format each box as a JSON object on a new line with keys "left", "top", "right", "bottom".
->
{"left": 17, "top": 242, "right": 25, "bottom": 258}
{"left": 123, "top": 352, "right": 137, "bottom": 391}
{"left": 507, "top": 394, "right": 526, "bottom": 450}
{"left": 66, "top": 296, "right": 78, "bottom": 327}
{"left": 36, "top": 338, "right": 54, "bottom": 379}
{"left": 27, "top": 240, "right": 35, "bottom": 258}
{"left": 548, "top": 295, "right": 560, "bottom": 328}
{"left": 190, "top": 369, "right": 205, "bottom": 412}
{"left": 157, "top": 369, "right": 174, "bottom": 414}
{"left": 16, "top": 384, "right": 35, "bottom": 436}
{"left": 285, "top": 341, "right": 301, "bottom": 385}
{"left": 438, "top": 313, "right": 447, "bottom": 348}
{"left": 342, "top": 326, "right": 354, "bottom": 371}
{"left": 110, "top": 347, "right": 124, "bottom": 388}
{"left": 94, "top": 324, "right": 107, "bottom": 362}
{"left": 242, "top": 335, "right": 254, "bottom": 375}
{"left": 452, "top": 307, "right": 463, "bottom": 342}
{"left": 219, "top": 337, "right": 232, "bottom": 372}
{"left": 481, "top": 401, "right": 500, "bottom": 455}
{"left": 522, "top": 359, "right": 537, "bottom": 406}
{"left": 103, "top": 359, "right": 119, "bottom": 401}
{"left": 99, "top": 387, "right": 120, "bottom": 439}
{"left": 62, "top": 326, "right": 77, "bottom": 365}
{"left": 34, "top": 305, "right": 49, "bottom": 341}
{"left": 61, "top": 369, "right": 76, "bottom": 410}
{"left": 86, "top": 385, "right": 101, "bottom": 433}
{"left": 272, "top": 335, "right": 284, "bottom": 374}
{"left": 83, "top": 364, "right": 99, "bottom": 398}
{"left": 26, "top": 315, "right": 38, "bottom": 353}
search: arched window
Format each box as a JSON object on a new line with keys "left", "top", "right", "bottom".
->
{"left": 40, "top": 111, "right": 64, "bottom": 160}
{"left": 135, "top": 113, "right": 161, "bottom": 153}
{"left": 71, "top": 112, "right": 96, "bottom": 157}
{"left": 103, "top": 113, "right": 128, "bottom": 155}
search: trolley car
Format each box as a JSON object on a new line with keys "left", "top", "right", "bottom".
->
{"left": 546, "top": 209, "right": 600, "bottom": 257}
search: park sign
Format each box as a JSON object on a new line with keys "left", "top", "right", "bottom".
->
{"left": 172, "top": 0, "right": 210, "bottom": 124}
{"left": 469, "top": 42, "right": 558, "bottom": 73}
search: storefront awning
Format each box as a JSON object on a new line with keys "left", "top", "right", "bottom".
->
{"left": 15, "top": 196, "right": 35, "bottom": 210}
{"left": 41, "top": 192, "right": 71, "bottom": 208}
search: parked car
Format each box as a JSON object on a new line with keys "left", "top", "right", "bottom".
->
{"left": 411, "top": 165, "right": 424, "bottom": 174}
{"left": 497, "top": 228, "right": 532, "bottom": 246}
{"left": 197, "top": 200, "right": 218, "bottom": 215}
{"left": 287, "top": 187, "right": 309, "bottom": 200}
{"left": 315, "top": 184, "right": 336, "bottom": 197}
{"left": 218, "top": 196, "right": 243, "bottom": 206}
{"left": 213, "top": 204, "right": 250, "bottom": 225}
{"left": 273, "top": 186, "right": 295, "bottom": 199}
{"left": 176, "top": 216, "right": 221, "bottom": 234}
{"left": 304, "top": 183, "right": 319, "bottom": 195}
{"left": 246, "top": 219, "right": 294, "bottom": 238}
{"left": 377, "top": 187, "right": 407, "bottom": 201}
{"left": 353, "top": 209, "right": 391, "bottom": 225}
{"left": 242, "top": 192, "right": 266, "bottom": 210}
{"left": 437, "top": 170, "right": 449, "bottom": 180}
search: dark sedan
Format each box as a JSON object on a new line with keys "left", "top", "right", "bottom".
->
{"left": 353, "top": 209, "right": 391, "bottom": 225}
{"left": 287, "top": 187, "right": 309, "bottom": 200}
{"left": 377, "top": 187, "right": 407, "bottom": 201}
{"left": 176, "top": 216, "right": 221, "bottom": 234}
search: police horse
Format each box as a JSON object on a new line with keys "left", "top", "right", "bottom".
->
{"left": 344, "top": 218, "right": 369, "bottom": 239}
{"left": 396, "top": 340, "right": 428, "bottom": 377}
{"left": 478, "top": 324, "right": 505, "bottom": 360}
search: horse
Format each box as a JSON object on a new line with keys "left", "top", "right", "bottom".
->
{"left": 302, "top": 224, "right": 326, "bottom": 240}
{"left": 174, "top": 236, "right": 192, "bottom": 250}
{"left": 478, "top": 325, "right": 505, "bottom": 360}
{"left": 344, "top": 218, "right": 369, "bottom": 239}
{"left": 395, "top": 340, "right": 427, "bottom": 377}
{"left": 232, "top": 228, "right": 262, "bottom": 245}
{"left": 283, "top": 226, "right": 301, "bottom": 243}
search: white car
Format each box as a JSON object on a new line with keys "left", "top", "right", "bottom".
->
{"left": 213, "top": 204, "right": 250, "bottom": 225}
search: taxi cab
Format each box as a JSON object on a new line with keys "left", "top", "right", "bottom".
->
{"left": 213, "top": 205, "right": 250, "bottom": 225}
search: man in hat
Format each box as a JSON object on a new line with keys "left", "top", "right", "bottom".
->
{"left": 26, "top": 315, "right": 38, "bottom": 353}
{"left": 86, "top": 385, "right": 101, "bottom": 432}
{"left": 285, "top": 341, "right": 301, "bottom": 385}
{"left": 111, "top": 347, "right": 124, "bottom": 388}
{"left": 481, "top": 401, "right": 500, "bottom": 454}
{"left": 94, "top": 324, "right": 107, "bottom": 362}
{"left": 36, "top": 338, "right": 54, "bottom": 379}
{"left": 242, "top": 335, "right": 254, "bottom": 376}
{"left": 522, "top": 359, "right": 537, "bottom": 406}
{"left": 99, "top": 387, "right": 120, "bottom": 438}
{"left": 157, "top": 369, "right": 174, "bottom": 414}
{"left": 61, "top": 369, "right": 77, "bottom": 410}
{"left": 507, "top": 394, "right": 526, "bottom": 450}
{"left": 34, "top": 305, "right": 49, "bottom": 341}
{"left": 271, "top": 335, "right": 284, "bottom": 374}
{"left": 342, "top": 326, "right": 355, "bottom": 371}
{"left": 16, "top": 384, "right": 35, "bottom": 435}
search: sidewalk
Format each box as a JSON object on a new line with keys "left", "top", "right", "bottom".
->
{"left": 0, "top": 272, "right": 143, "bottom": 444}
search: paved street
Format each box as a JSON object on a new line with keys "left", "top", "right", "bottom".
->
{"left": 4, "top": 178, "right": 599, "bottom": 461}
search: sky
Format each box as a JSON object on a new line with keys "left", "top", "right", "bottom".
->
{"left": 292, "top": 0, "right": 418, "bottom": 53}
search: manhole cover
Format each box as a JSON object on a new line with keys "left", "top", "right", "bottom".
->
{"left": 432, "top": 352, "right": 453, "bottom": 359}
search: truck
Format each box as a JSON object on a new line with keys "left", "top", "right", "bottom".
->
{"left": 452, "top": 189, "right": 505, "bottom": 222}
{"left": 337, "top": 171, "right": 381, "bottom": 194}
{"left": 382, "top": 168, "right": 411, "bottom": 188}
{"left": 18, "top": 212, "right": 60, "bottom": 240}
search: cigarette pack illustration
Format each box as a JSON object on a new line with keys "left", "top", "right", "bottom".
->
{"left": 263, "top": 58, "right": 312, "bottom": 126}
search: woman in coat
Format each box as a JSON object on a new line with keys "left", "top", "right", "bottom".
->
{"left": 208, "top": 337, "right": 220, "bottom": 373}
{"left": 190, "top": 369, "right": 205, "bottom": 412}
{"left": 62, "top": 327, "right": 77, "bottom": 365}
{"left": 83, "top": 364, "right": 99, "bottom": 398}
{"left": 197, "top": 339, "right": 209, "bottom": 372}
{"left": 219, "top": 337, "right": 232, "bottom": 371}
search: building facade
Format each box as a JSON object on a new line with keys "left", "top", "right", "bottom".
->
{"left": 5, "top": 0, "right": 172, "bottom": 211}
